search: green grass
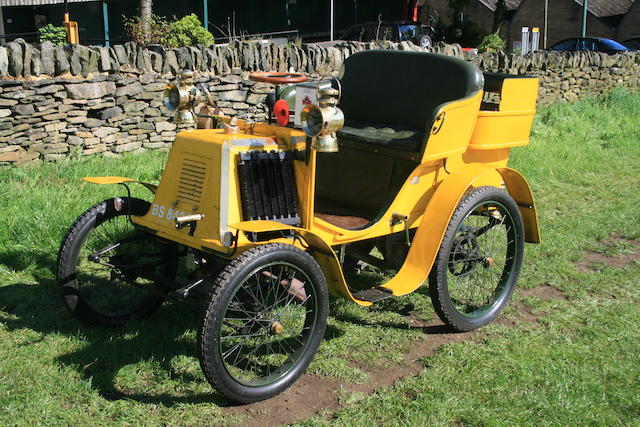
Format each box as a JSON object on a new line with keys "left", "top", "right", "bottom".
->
{"left": 1, "top": 89, "right": 639, "bottom": 425}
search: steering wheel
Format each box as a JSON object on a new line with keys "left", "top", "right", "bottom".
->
{"left": 249, "top": 72, "right": 308, "bottom": 84}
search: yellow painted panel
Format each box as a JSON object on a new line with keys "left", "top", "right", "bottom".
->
{"left": 83, "top": 176, "right": 132, "bottom": 184}
{"left": 422, "top": 91, "right": 483, "bottom": 162}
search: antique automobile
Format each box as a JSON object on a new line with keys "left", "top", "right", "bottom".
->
{"left": 56, "top": 50, "right": 540, "bottom": 404}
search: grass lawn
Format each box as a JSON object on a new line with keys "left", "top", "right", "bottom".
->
{"left": 1, "top": 89, "right": 639, "bottom": 426}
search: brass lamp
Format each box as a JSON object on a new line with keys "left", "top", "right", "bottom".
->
{"left": 162, "top": 70, "right": 199, "bottom": 125}
{"left": 300, "top": 87, "right": 344, "bottom": 152}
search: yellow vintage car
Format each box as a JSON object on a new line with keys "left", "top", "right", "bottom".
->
{"left": 57, "top": 50, "right": 540, "bottom": 403}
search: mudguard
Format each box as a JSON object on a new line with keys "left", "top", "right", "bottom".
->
{"left": 82, "top": 176, "right": 158, "bottom": 193}
{"left": 378, "top": 166, "right": 539, "bottom": 297}
{"left": 229, "top": 220, "right": 372, "bottom": 306}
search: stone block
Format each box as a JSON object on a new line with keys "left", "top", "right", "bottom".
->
{"left": 66, "top": 81, "right": 117, "bottom": 100}
{"left": 155, "top": 122, "right": 176, "bottom": 132}
{"left": 113, "top": 141, "right": 142, "bottom": 152}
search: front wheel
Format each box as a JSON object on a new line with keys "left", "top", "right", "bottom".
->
{"left": 56, "top": 197, "right": 178, "bottom": 326}
{"left": 429, "top": 186, "right": 525, "bottom": 331}
{"left": 198, "top": 243, "right": 329, "bottom": 404}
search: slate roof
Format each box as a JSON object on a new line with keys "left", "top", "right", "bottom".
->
{"left": 476, "top": 0, "right": 634, "bottom": 16}
{"left": 479, "top": 0, "right": 525, "bottom": 11}
{"left": 573, "top": 0, "right": 634, "bottom": 17}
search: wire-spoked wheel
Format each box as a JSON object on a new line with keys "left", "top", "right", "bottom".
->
{"left": 198, "top": 243, "right": 328, "bottom": 404}
{"left": 56, "top": 198, "right": 178, "bottom": 326}
{"left": 429, "top": 186, "right": 525, "bottom": 331}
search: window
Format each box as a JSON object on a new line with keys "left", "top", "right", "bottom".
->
{"left": 550, "top": 39, "right": 576, "bottom": 51}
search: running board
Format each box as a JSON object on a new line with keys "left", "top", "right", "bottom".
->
{"left": 351, "top": 286, "right": 394, "bottom": 303}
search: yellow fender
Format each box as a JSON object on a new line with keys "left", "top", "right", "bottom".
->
{"left": 82, "top": 176, "right": 158, "bottom": 193}
{"left": 227, "top": 166, "right": 540, "bottom": 304}
{"left": 229, "top": 220, "right": 373, "bottom": 306}
{"left": 379, "top": 166, "right": 539, "bottom": 297}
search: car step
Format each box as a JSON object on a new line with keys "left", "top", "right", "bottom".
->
{"left": 351, "top": 286, "right": 394, "bottom": 303}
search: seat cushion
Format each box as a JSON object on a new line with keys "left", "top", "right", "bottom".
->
{"left": 337, "top": 120, "right": 423, "bottom": 152}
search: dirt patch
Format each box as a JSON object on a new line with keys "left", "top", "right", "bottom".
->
{"left": 575, "top": 234, "right": 640, "bottom": 273}
{"left": 225, "top": 320, "right": 477, "bottom": 427}
{"left": 521, "top": 284, "right": 567, "bottom": 301}
{"left": 224, "top": 290, "right": 554, "bottom": 427}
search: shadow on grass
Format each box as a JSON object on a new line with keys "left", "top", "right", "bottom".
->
{"left": 0, "top": 250, "right": 346, "bottom": 407}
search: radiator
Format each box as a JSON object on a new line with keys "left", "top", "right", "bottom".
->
{"left": 237, "top": 151, "right": 300, "bottom": 226}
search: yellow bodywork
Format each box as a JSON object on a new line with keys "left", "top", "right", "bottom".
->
{"left": 84, "top": 73, "right": 540, "bottom": 305}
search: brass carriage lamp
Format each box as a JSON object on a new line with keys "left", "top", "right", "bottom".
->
{"left": 163, "top": 70, "right": 217, "bottom": 125}
{"left": 300, "top": 87, "right": 344, "bottom": 153}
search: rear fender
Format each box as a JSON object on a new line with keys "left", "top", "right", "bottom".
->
{"left": 379, "top": 166, "right": 539, "bottom": 297}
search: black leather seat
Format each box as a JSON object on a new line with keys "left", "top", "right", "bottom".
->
{"left": 337, "top": 50, "right": 484, "bottom": 152}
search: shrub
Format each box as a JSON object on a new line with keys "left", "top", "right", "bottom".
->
{"left": 123, "top": 14, "right": 174, "bottom": 47}
{"left": 38, "top": 24, "right": 67, "bottom": 45}
{"left": 124, "top": 13, "right": 214, "bottom": 47}
{"left": 169, "top": 14, "right": 215, "bottom": 47}
{"left": 478, "top": 32, "right": 506, "bottom": 52}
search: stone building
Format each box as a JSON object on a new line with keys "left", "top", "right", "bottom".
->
{"left": 506, "top": 0, "right": 635, "bottom": 49}
{"left": 617, "top": 0, "right": 640, "bottom": 40}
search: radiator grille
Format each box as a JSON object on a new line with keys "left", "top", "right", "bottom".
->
{"left": 176, "top": 157, "right": 206, "bottom": 205}
{"left": 237, "top": 150, "right": 300, "bottom": 226}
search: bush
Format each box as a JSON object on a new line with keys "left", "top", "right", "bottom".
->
{"left": 123, "top": 14, "right": 174, "bottom": 47}
{"left": 124, "top": 13, "right": 214, "bottom": 48}
{"left": 38, "top": 24, "right": 67, "bottom": 45}
{"left": 478, "top": 32, "right": 506, "bottom": 52}
{"left": 169, "top": 14, "right": 215, "bottom": 47}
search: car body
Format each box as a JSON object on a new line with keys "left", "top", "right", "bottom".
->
{"left": 341, "top": 21, "right": 433, "bottom": 47}
{"left": 58, "top": 50, "right": 541, "bottom": 404}
{"left": 621, "top": 36, "right": 640, "bottom": 50}
{"left": 549, "top": 37, "right": 633, "bottom": 54}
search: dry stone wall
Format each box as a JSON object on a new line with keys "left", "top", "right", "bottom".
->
{"left": 0, "top": 39, "right": 639, "bottom": 166}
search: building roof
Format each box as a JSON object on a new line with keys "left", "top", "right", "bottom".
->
{"left": 478, "top": 0, "right": 524, "bottom": 11}
{"left": 0, "top": 0, "right": 95, "bottom": 5}
{"left": 573, "top": 0, "right": 635, "bottom": 17}
{"left": 476, "top": 0, "right": 634, "bottom": 16}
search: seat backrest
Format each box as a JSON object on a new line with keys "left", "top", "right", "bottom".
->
{"left": 339, "top": 50, "right": 484, "bottom": 130}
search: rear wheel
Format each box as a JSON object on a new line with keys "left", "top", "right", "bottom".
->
{"left": 57, "top": 197, "right": 178, "bottom": 326}
{"left": 429, "top": 186, "right": 524, "bottom": 331}
{"left": 198, "top": 243, "right": 328, "bottom": 403}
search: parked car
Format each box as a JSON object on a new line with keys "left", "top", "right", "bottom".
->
{"left": 621, "top": 36, "right": 640, "bottom": 50}
{"left": 548, "top": 37, "right": 634, "bottom": 54}
{"left": 341, "top": 21, "right": 433, "bottom": 47}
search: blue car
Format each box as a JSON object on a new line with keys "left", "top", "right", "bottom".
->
{"left": 549, "top": 37, "right": 634, "bottom": 54}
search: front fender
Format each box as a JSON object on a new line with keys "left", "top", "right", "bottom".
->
{"left": 83, "top": 176, "right": 158, "bottom": 194}
{"left": 229, "top": 220, "right": 373, "bottom": 306}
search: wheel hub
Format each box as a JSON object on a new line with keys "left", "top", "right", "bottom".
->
{"left": 483, "top": 257, "right": 497, "bottom": 268}
{"left": 449, "top": 231, "right": 480, "bottom": 276}
{"left": 270, "top": 321, "right": 284, "bottom": 335}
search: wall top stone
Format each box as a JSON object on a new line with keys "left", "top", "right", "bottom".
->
{"left": 0, "top": 38, "right": 637, "bottom": 82}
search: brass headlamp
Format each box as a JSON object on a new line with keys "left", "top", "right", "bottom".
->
{"left": 163, "top": 70, "right": 215, "bottom": 125}
{"left": 300, "top": 86, "right": 344, "bottom": 153}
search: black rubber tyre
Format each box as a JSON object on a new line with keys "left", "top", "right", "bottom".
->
{"left": 417, "top": 35, "right": 433, "bottom": 48}
{"left": 198, "top": 243, "right": 329, "bottom": 404}
{"left": 429, "top": 186, "right": 525, "bottom": 331}
{"left": 56, "top": 197, "right": 177, "bottom": 326}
